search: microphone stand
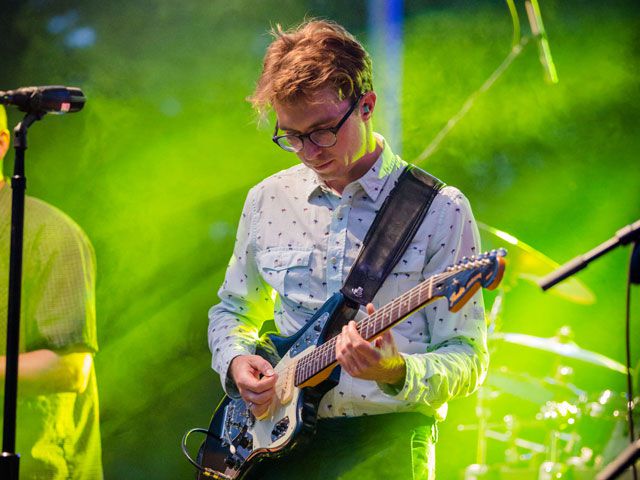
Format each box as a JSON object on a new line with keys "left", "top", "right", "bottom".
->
{"left": 538, "top": 220, "right": 640, "bottom": 291}
{"left": 539, "top": 221, "right": 640, "bottom": 479}
{"left": 1, "top": 111, "right": 44, "bottom": 480}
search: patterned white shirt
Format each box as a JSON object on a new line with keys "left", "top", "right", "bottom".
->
{"left": 208, "top": 135, "right": 488, "bottom": 421}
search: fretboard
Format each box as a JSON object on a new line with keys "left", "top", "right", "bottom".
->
{"left": 293, "top": 272, "right": 446, "bottom": 387}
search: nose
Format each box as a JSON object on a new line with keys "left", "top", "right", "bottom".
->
{"left": 301, "top": 137, "right": 322, "bottom": 161}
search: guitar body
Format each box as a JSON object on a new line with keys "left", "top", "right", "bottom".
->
{"left": 198, "top": 292, "right": 355, "bottom": 480}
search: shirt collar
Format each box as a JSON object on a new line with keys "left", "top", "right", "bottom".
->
{"left": 304, "top": 134, "right": 405, "bottom": 202}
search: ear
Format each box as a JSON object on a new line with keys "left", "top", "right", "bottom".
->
{"left": 0, "top": 129, "right": 9, "bottom": 162}
{"left": 360, "top": 91, "right": 377, "bottom": 120}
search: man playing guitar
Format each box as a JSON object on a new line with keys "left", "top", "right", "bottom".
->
{"left": 207, "top": 20, "right": 488, "bottom": 479}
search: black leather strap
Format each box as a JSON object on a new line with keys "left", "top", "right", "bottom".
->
{"left": 340, "top": 165, "right": 444, "bottom": 306}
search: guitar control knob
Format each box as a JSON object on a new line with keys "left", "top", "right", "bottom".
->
{"left": 238, "top": 435, "right": 252, "bottom": 449}
{"left": 224, "top": 455, "right": 239, "bottom": 469}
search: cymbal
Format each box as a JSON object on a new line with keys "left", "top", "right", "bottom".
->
{"left": 491, "top": 332, "right": 627, "bottom": 374}
{"left": 486, "top": 366, "right": 582, "bottom": 404}
{"left": 477, "top": 222, "right": 595, "bottom": 304}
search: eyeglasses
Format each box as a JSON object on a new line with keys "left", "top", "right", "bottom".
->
{"left": 272, "top": 95, "right": 362, "bottom": 153}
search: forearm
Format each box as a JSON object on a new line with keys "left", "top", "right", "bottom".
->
{"left": 208, "top": 305, "right": 267, "bottom": 397}
{"left": 0, "top": 350, "right": 92, "bottom": 396}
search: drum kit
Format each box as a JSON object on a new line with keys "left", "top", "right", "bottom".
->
{"left": 459, "top": 223, "right": 638, "bottom": 479}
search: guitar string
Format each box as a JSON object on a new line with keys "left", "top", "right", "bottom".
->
{"left": 295, "top": 258, "right": 494, "bottom": 383}
{"left": 294, "top": 258, "right": 495, "bottom": 384}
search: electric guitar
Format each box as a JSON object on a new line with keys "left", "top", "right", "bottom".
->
{"left": 193, "top": 249, "right": 507, "bottom": 479}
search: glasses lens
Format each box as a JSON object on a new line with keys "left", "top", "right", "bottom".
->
{"left": 276, "top": 135, "right": 302, "bottom": 152}
{"left": 309, "top": 130, "right": 337, "bottom": 148}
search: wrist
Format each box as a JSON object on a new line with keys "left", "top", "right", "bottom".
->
{"left": 381, "top": 356, "right": 406, "bottom": 387}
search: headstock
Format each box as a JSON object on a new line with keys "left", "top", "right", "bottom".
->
{"left": 436, "top": 249, "right": 507, "bottom": 312}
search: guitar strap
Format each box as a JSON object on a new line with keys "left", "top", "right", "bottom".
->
{"left": 339, "top": 164, "right": 444, "bottom": 308}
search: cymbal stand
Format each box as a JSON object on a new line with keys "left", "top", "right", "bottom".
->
{"left": 538, "top": 429, "right": 568, "bottom": 479}
{"left": 487, "top": 288, "right": 506, "bottom": 335}
{"left": 462, "top": 385, "right": 495, "bottom": 479}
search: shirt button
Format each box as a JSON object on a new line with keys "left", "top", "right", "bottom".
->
{"left": 330, "top": 257, "right": 337, "bottom": 265}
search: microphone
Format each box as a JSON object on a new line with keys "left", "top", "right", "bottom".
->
{"left": 0, "top": 86, "right": 86, "bottom": 114}
{"left": 525, "top": 0, "right": 559, "bottom": 84}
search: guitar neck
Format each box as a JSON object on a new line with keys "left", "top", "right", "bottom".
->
{"left": 294, "top": 273, "right": 444, "bottom": 387}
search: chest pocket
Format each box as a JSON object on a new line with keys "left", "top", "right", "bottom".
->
{"left": 391, "top": 248, "right": 426, "bottom": 296}
{"left": 257, "top": 248, "right": 313, "bottom": 305}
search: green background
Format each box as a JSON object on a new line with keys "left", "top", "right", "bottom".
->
{"left": 1, "top": 0, "right": 638, "bottom": 477}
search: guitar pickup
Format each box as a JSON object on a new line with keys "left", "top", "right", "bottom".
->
{"left": 270, "top": 416, "right": 290, "bottom": 442}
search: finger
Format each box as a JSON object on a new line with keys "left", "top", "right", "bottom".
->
{"left": 382, "top": 330, "right": 396, "bottom": 347}
{"left": 346, "top": 321, "right": 364, "bottom": 343}
{"left": 345, "top": 322, "right": 374, "bottom": 353}
{"left": 250, "top": 357, "right": 275, "bottom": 377}
{"left": 355, "top": 343, "right": 382, "bottom": 365}
{"left": 335, "top": 329, "right": 344, "bottom": 361}
{"left": 252, "top": 373, "right": 278, "bottom": 393}
{"left": 245, "top": 387, "right": 276, "bottom": 406}
{"left": 345, "top": 322, "right": 382, "bottom": 362}
{"left": 336, "top": 327, "right": 357, "bottom": 366}
{"left": 347, "top": 352, "right": 370, "bottom": 375}
{"left": 380, "top": 330, "right": 398, "bottom": 354}
{"left": 366, "top": 303, "right": 376, "bottom": 315}
{"left": 237, "top": 369, "right": 277, "bottom": 393}
{"left": 337, "top": 324, "right": 354, "bottom": 354}
{"left": 339, "top": 351, "right": 364, "bottom": 376}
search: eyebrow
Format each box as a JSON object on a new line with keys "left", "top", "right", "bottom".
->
{"left": 278, "top": 115, "right": 337, "bottom": 134}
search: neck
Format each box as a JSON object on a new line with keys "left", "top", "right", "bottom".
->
{"left": 326, "top": 134, "right": 383, "bottom": 194}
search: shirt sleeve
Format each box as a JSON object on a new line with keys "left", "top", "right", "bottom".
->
{"left": 23, "top": 202, "right": 98, "bottom": 354}
{"left": 379, "top": 187, "right": 488, "bottom": 410}
{"left": 208, "top": 187, "right": 274, "bottom": 397}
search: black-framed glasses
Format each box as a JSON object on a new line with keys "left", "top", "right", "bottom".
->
{"left": 272, "top": 95, "right": 362, "bottom": 153}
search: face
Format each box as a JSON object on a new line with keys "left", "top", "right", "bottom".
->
{"left": 273, "top": 89, "right": 377, "bottom": 190}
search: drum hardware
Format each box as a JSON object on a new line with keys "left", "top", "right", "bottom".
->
{"left": 462, "top": 225, "right": 639, "bottom": 478}
{"left": 490, "top": 331, "right": 628, "bottom": 374}
{"left": 487, "top": 366, "right": 584, "bottom": 405}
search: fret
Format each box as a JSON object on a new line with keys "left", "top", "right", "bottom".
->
{"left": 295, "top": 362, "right": 302, "bottom": 385}
{"left": 319, "top": 343, "right": 330, "bottom": 369}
